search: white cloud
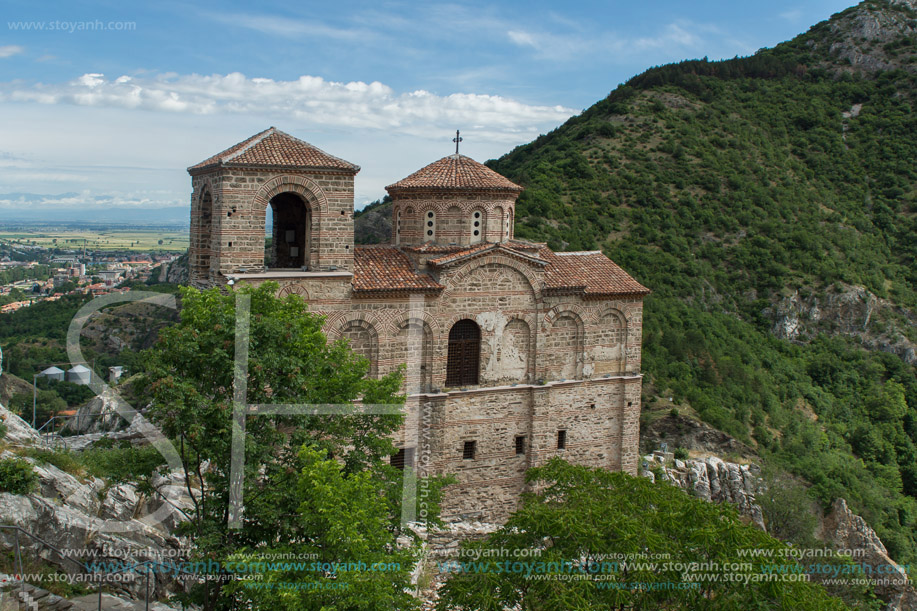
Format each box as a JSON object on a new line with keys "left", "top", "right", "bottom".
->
{"left": 507, "top": 30, "right": 539, "bottom": 48}
{"left": 206, "top": 12, "right": 375, "bottom": 42}
{"left": 0, "top": 45, "right": 24, "bottom": 58}
{"left": 634, "top": 23, "right": 705, "bottom": 51}
{"left": 0, "top": 192, "right": 168, "bottom": 209}
{"left": 505, "top": 21, "right": 714, "bottom": 62}
{"left": 1, "top": 171, "right": 88, "bottom": 183}
{"left": 0, "top": 72, "right": 575, "bottom": 143}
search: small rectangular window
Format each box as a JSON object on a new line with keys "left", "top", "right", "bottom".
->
{"left": 390, "top": 448, "right": 414, "bottom": 469}
{"left": 557, "top": 430, "right": 566, "bottom": 450}
{"left": 515, "top": 435, "right": 526, "bottom": 455}
{"left": 463, "top": 440, "right": 476, "bottom": 460}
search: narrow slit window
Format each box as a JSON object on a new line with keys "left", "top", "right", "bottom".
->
{"left": 463, "top": 440, "right": 476, "bottom": 460}
{"left": 515, "top": 435, "right": 526, "bottom": 455}
{"left": 557, "top": 430, "right": 566, "bottom": 450}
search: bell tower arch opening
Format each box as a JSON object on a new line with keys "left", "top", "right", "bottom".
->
{"left": 266, "top": 192, "right": 312, "bottom": 269}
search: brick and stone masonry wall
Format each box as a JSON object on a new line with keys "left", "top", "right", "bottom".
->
{"left": 189, "top": 167, "right": 356, "bottom": 287}
{"left": 391, "top": 192, "right": 517, "bottom": 247}
{"left": 202, "top": 249, "right": 644, "bottom": 522}
{"left": 398, "top": 377, "right": 641, "bottom": 521}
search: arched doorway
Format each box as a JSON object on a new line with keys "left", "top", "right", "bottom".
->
{"left": 266, "top": 192, "right": 311, "bottom": 269}
{"left": 446, "top": 319, "right": 481, "bottom": 387}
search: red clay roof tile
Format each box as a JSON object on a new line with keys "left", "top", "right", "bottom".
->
{"left": 188, "top": 127, "right": 360, "bottom": 173}
{"left": 386, "top": 154, "right": 522, "bottom": 192}
{"left": 353, "top": 246, "right": 443, "bottom": 294}
{"left": 413, "top": 240, "right": 649, "bottom": 297}
{"left": 537, "top": 247, "right": 650, "bottom": 297}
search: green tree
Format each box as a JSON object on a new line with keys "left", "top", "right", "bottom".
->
{"left": 224, "top": 446, "right": 420, "bottom": 610}
{"left": 437, "top": 459, "right": 854, "bottom": 610}
{"left": 143, "top": 283, "right": 433, "bottom": 610}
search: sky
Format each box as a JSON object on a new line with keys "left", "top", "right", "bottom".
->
{"left": 0, "top": 0, "right": 857, "bottom": 223}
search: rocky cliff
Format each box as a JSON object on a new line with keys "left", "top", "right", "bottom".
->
{"left": 766, "top": 283, "right": 917, "bottom": 364}
{"left": 0, "top": 402, "right": 193, "bottom": 606}
{"left": 642, "top": 453, "right": 766, "bottom": 530}
{"left": 643, "top": 451, "right": 917, "bottom": 610}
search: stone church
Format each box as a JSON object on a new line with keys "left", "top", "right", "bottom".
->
{"left": 187, "top": 127, "right": 649, "bottom": 520}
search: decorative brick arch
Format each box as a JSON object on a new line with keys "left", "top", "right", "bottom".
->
{"left": 387, "top": 310, "right": 441, "bottom": 337}
{"left": 277, "top": 283, "right": 309, "bottom": 300}
{"left": 502, "top": 315, "right": 534, "bottom": 383}
{"left": 543, "top": 304, "right": 588, "bottom": 331}
{"left": 596, "top": 305, "right": 628, "bottom": 326}
{"left": 542, "top": 308, "right": 585, "bottom": 381}
{"left": 252, "top": 175, "right": 329, "bottom": 214}
{"left": 392, "top": 316, "right": 435, "bottom": 393}
{"left": 191, "top": 181, "right": 216, "bottom": 284}
{"left": 335, "top": 315, "right": 380, "bottom": 378}
{"left": 442, "top": 254, "right": 541, "bottom": 300}
{"left": 332, "top": 312, "right": 383, "bottom": 338}
{"left": 595, "top": 306, "right": 628, "bottom": 375}
{"left": 252, "top": 175, "right": 329, "bottom": 270}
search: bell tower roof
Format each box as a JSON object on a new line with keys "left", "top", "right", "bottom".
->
{"left": 188, "top": 127, "right": 360, "bottom": 175}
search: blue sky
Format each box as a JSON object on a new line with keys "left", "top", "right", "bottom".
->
{"left": 0, "top": 0, "right": 856, "bottom": 220}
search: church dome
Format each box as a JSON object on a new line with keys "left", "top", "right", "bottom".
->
{"left": 386, "top": 154, "right": 522, "bottom": 194}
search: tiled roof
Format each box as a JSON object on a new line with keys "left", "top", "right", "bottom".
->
{"left": 420, "top": 241, "right": 649, "bottom": 297}
{"left": 400, "top": 243, "right": 471, "bottom": 254}
{"left": 386, "top": 154, "right": 522, "bottom": 192}
{"left": 536, "top": 248, "right": 650, "bottom": 297}
{"left": 188, "top": 127, "right": 360, "bottom": 173}
{"left": 353, "top": 246, "right": 443, "bottom": 294}
{"left": 427, "top": 243, "right": 546, "bottom": 268}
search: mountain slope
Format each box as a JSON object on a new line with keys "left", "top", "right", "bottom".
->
{"left": 351, "top": 0, "right": 917, "bottom": 563}
{"left": 483, "top": 0, "right": 917, "bottom": 563}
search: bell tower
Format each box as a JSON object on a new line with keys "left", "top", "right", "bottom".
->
{"left": 187, "top": 127, "right": 360, "bottom": 287}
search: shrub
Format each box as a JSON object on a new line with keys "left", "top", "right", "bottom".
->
{"left": 674, "top": 447, "right": 690, "bottom": 460}
{"left": 20, "top": 449, "right": 84, "bottom": 477}
{"left": 81, "top": 445, "right": 166, "bottom": 483}
{"left": 0, "top": 459, "right": 38, "bottom": 494}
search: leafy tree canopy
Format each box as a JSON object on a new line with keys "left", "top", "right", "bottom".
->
{"left": 438, "top": 459, "right": 871, "bottom": 610}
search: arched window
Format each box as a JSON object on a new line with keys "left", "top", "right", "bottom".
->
{"left": 470, "top": 209, "right": 485, "bottom": 244}
{"left": 424, "top": 209, "right": 436, "bottom": 242}
{"left": 446, "top": 319, "right": 481, "bottom": 387}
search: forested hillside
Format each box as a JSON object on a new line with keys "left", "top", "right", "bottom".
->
{"left": 484, "top": 0, "right": 917, "bottom": 563}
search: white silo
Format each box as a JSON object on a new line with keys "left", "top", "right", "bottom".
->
{"left": 39, "top": 366, "right": 65, "bottom": 382}
{"left": 66, "top": 365, "right": 92, "bottom": 385}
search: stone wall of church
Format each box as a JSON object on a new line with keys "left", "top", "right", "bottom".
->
{"left": 391, "top": 192, "right": 517, "bottom": 247}
{"left": 246, "top": 263, "right": 645, "bottom": 395}
{"left": 398, "top": 376, "right": 642, "bottom": 521}
{"left": 231, "top": 261, "right": 644, "bottom": 523}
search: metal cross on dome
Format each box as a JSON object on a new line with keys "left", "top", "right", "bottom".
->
{"left": 453, "top": 130, "right": 462, "bottom": 154}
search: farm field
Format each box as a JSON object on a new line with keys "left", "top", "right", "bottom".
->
{"left": 0, "top": 228, "right": 188, "bottom": 252}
